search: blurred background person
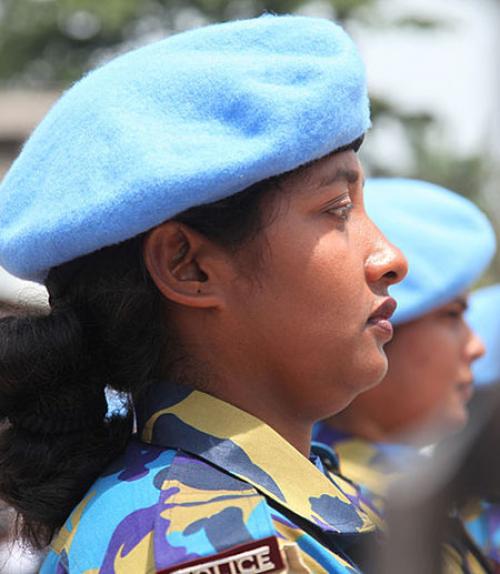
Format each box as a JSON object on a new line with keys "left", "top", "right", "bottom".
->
{"left": 314, "top": 178, "right": 496, "bottom": 572}
{"left": 380, "top": 284, "right": 500, "bottom": 574}
{"left": 461, "top": 284, "right": 500, "bottom": 566}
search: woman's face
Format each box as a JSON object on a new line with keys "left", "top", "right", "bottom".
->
{"left": 226, "top": 150, "right": 407, "bottom": 421}
{"left": 349, "top": 296, "right": 485, "bottom": 439}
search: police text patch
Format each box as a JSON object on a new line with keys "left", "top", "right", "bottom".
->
{"left": 159, "top": 536, "right": 285, "bottom": 574}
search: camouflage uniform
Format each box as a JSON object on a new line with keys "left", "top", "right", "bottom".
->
{"left": 464, "top": 502, "right": 500, "bottom": 567}
{"left": 41, "top": 383, "right": 378, "bottom": 573}
{"left": 313, "top": 422, "right": 491, "bottom": 574}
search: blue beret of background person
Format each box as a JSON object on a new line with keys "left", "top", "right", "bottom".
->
{"left": 467, "top": 285, "right": 500, "bottom": 389}
{"left": 0, "top": 15, "right": 407, "bottom": 573}
{"left": 315, "top": 178, "right": 496, "bottom": 573}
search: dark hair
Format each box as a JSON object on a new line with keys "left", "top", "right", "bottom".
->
{"left": 0, "top": 139, "right": 362, "bottom": 550}
{"left": 0, "top": 176, "right": 283, "bottom": 549}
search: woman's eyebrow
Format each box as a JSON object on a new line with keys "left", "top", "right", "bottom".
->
{"left": 317, "top": 168, "right": 361, "bottom": 190}
{"left": 450, "top": 296, "right": 468, "bottom": 310}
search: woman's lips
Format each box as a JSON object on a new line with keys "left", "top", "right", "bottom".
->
{"left": 367, "top": 298, "right": 397, "bottom": 340}
{"left": 369, "top": 318, "right": 394, "bottom": 338}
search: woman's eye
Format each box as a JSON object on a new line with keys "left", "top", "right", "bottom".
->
{"left": 443, "top": 307, "right": 464, "bottom": 319}
{"left": 327, "top": 202, "right": 354, "bottom": 222}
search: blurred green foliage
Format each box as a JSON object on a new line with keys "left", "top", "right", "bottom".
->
{"left": 0, "top": 0, "right": 378, "bottom": 85}
{"left": 0, "top": 0, "right": 497, "bottom": 278}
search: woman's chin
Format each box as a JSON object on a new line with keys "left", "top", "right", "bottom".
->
{"left": 422, "top": 406, "right": 470, "bottom": 443}
{"left": 342, "top": 355, "right": 389, "bottom": 410}
{"left": 446, "top": 406, "right": 470, "bottom": 434}
{"left": 361, "top": 348, "right": 390, "bottom": 390}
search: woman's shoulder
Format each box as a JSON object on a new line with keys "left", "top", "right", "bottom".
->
{"left": 41, "top": 438, "right": 175, "bottom": 572}
{"left": 40, "top": 438, "right": 275, "bottom": 573}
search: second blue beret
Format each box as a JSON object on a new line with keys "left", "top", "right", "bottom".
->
{"left": 467, "top": 284, "right": 500, "bottom": 386}
{"left": 364, "top": 178, "right": 496, "bottom": 325}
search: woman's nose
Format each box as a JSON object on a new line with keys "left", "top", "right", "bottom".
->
{"left": 365, "top": 225, "right": 408, "bottom": 287}
{"left": 465, "top": 326, "right": 486, "bottom": 364}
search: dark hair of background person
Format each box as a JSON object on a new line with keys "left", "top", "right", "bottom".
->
{"left": 0, "top": 139, "right": 362, "bottom": 550}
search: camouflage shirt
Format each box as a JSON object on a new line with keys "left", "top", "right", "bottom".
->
{"left": 313, "top": 422, "right": 492, "bottom": 574}
{"left": 464, "top": 501, "right": 500, "bottom": 567}
{"left": 41, "top": 383, "right": 378, "bottom": 573}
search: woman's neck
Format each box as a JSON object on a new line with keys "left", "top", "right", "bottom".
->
{"left": 209, "top": 382, "right": 314, "bottom": 457}
{"left": 330, "top": 411, "right": 393, "bottom": 444}
{"left": 328, "top": 410, "right": 440, "bottom": 448}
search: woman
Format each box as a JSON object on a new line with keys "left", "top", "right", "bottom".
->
{"left": 0, "top": 16, "right": 406, "bottom": 573}
{"left": 315, "top": 178, "right": 496, "bottom": 572}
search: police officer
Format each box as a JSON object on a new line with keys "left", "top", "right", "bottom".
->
{"left": 462, "top": 285, "right": 500, "bottom": 566}
{"left": 0, "top": 16, "right": 407, "bottom": 573}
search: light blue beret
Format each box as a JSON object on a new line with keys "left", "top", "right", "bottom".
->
{"left": 364, "top": 178, "right": 496, "bottom": 325}
{"left": 466, "top": 284, "right": 500, "bottom": 386}
{"left": 0, "top": 15, "right": 370, "bottom": 282}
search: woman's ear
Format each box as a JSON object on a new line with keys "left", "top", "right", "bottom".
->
{"left": 143, "top": 221, "right": 228, "bottom": 309}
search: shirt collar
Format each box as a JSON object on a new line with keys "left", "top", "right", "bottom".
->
{"left": 137, "top": 381, "right": 374, "bottom": 535}
{"left": 314, "top": 422, "right": 421, "bottom": 495}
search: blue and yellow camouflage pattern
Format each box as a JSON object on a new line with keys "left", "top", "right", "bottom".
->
{"left": 41, "top": 383, "right": 378, "bottom": 573}
{"left": 463, "top": 501, "right": 500, "bottom": 567}
{"left": 313, "top": 422, "right": 491, "bottom": 574}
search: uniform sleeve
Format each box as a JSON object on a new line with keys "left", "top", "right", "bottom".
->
{"left": 40, "top": 548, "right": 68, "bottom": 574}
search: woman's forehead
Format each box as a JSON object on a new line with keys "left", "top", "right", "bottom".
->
{"left": 281, "top": 150, "right": 363, "bottom": 195}
{"left": 406, "top": 295, "right": 469, "bottom": 326}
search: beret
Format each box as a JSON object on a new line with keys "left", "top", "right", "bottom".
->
{"left": 0, "top": 266, "right": 48, "bottom": 308}
{"left": 364, "top": 178, "right": 496, "bottom": 325}
{"left": 466, "top": 284, "right": 500, "bottom": 386}
{"left": 0, "top": 14, "right": 370, "bottom": 282}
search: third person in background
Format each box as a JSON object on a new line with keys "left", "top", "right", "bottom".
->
{"left": 315, "top": 178, "right": 496, "bottom": 573}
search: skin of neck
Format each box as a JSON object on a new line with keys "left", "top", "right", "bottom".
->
{"left": 330, "top": 400, "right": 447, "bottom": 447}
{"left": 332, "top": 408, "right": 393, "bottom": 444}
{"left": 164, "top": 304, "right": 315, "bottom": 458}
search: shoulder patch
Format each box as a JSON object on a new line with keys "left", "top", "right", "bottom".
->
{"left": 158, "top": 536, "right": 285, "bottom": 573}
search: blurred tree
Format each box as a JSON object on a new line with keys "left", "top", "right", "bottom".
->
{"left": 0, "top": 0, "right": 396, "bottom": 86}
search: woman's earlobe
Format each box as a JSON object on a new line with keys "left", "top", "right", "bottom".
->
{"left": 143, "top": 222, "right": 224, "bottom": 309}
